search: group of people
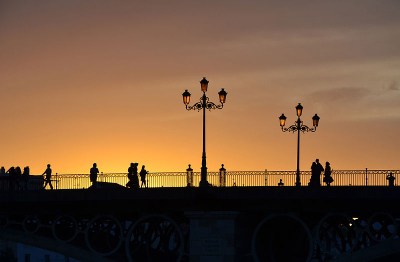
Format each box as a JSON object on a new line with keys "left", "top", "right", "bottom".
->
{"left": 0, "top": 166, "right": 31, "bottom": 190}
{"left": 88, "top": 162, "right": 148, "bottom": 188}
{"left": 309, "top": 159, "right": 333, "bottom": 186}
{"left": 0, "top": 164, "right": 54, "bottom": 190}
{"left": 126, "top": 163, "right": 148, "bottom": 188}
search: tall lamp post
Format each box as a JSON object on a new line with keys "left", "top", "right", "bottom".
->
{"left": 182, "top": 77, "right": 227, "bottom": 187}
{"left": 279, "top": 103, "right": 320, "bottom": 187}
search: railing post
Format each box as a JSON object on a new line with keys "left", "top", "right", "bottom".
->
{"left": 365, "top": 168, "right": 368, "bottom": 186}
{"left": 56, "top": 173, "right": 58, "bottom": 190}
{"left": 186, "top": 165, "right": 193, "bottom": 187}
{"left": 265, "top": 169, "right": 268, "bottom": 186}
{"left": 219, "top": 164, "right": 226, "bottom": 187}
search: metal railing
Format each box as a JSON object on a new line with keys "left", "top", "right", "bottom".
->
{"left": 264, "top": 169, "right": 400, "bottom": 187}
{"left": 0, "top": 170, "right": 399, "bottom": 190}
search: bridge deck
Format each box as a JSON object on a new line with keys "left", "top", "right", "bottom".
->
{"left": 1, "top": 186, "right": 399, "bottom": 217}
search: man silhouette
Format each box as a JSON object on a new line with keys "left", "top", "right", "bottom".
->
{"left": 316, "top": 159, "right": 324, "bottom": 185}
{"left": 90, "top": 163, "right": 99, "bottom": 187}
{"left": 140, "top": 165, "right": 148, "bottom": 188}
{"left": 387, "top": 172, "right": 395, "bottom": 187}
{"left": 43, "top": 164, "right": 53, "bottom": 190}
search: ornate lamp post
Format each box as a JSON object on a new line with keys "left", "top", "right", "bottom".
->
{"left": 279, "top": 103, "right": 320, "bottom": 187}
{"left": 182, "top": 77, "right": 227, "bottom": 187}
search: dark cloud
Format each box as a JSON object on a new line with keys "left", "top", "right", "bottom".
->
{"left": 307, "top": 87, "right": 370, "bottom": 104}
{"left": 388, "top": 81, "right": 399, "bottom": 91}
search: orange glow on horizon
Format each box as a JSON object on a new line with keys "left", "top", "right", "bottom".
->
{"left": 0, "top": 1, "right": 399, "bottom": 175}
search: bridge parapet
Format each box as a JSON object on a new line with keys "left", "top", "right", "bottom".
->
{"left": 1, "top": 169, "right": 397, "bottom": 190}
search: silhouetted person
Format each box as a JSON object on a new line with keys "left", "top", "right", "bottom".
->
{"left": 0, "top": 167, "right": 5, "bottom": 176}
{"left": 14, "top": 166, "right": 22, "bottom": 190}
{"left": 312, "top": 159, "right": 324, "bottom": 186}
{"left": 387, "top": 172, "right": 395, "bottom": 187}
{"left": 323, "top": 162, "right": 333, "bottom": 186}
{"left": 43, "top": 164, "right": 53, "bottom": 190}
{"left": 310, "top": 162, "right": 319, "bottom": 186}
{"left": 126, "top": 163, "right": 139, "bottom": 188}
{"left": 140, "top": 165, "right": 148, "bottom": 188}
{"left": 6, "top": 167, "right": 15, "bottom": 190}
{"left": 0, "top": 166, "right": 6, "bottom": 190}
{"left": 22, "top": 166, "right": 30, "bottom": 190}
{"left": 90, "top": 163, "right": 99, "bottom": 187}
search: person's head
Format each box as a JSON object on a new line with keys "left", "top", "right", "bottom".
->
{"left": 312, "top": 162, "right": 316, "bottom": 166}
{"left": 142, "top": 165, "right": 145, "bottom": 169}
{"left": 130, "top": 163, "right": 134, "bottom": 167}
{"left": 47, "top": 164, "right": 51, "bottom": 168}
{"left": 326, "top": 162, "right": 330, "bottom": 166}
{"left": 316, "top": 159, "right": 320, "bottom": 163}
{"left": 134, "top": 163, "right": 138, "bottom": 166}
{"left": 93, "top": 163, "right": 97, "bottom": 167}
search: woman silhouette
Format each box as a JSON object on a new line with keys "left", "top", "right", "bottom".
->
{"left": 310, "top": 162, "right": 317, "bottom": 186}
{"left": 323, "top": 162, "right": 333, "bottom": 186}
{"left": 140, "top": 165, "right": 148, "bottom": 188}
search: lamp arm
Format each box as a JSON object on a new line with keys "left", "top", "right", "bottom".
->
{"left": 186, "top": 101, "right": 203, "bottom": 111}
{"left": 281, "top": 120, "right": 317, "bottom": 133}
{"left": 281, "top": 124, "right": 298, "bottom": 133}
{"left": 185, "top": 95, "right": 224, "bottom": 111}
{"left": 205, "top": 101, "right": 224, "bottom": 110}
{"left": 300, "top": 124, "right": 317, "bottom": 132}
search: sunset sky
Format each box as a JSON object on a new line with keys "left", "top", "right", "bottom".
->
{"left": 1, "top": 1, "right": 399, "bottom": 175}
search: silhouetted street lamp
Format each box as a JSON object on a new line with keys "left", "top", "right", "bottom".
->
{"left": 182, "top": 77, "right": 227, "bottom": 187}
{"left": 279, "top": 103, "right": 320, "bottom": 187}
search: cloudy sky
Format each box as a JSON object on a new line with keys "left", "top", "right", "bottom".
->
{"left": 1, "top": 1, "right": 399, "bottom": 174}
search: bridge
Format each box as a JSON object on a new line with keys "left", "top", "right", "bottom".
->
{"left": 1, "top": 170, "right": 400, "bottom": 262}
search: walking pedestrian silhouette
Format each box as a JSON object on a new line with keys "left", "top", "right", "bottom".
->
{"left": 43, "top": 164, "right": 53, "bottom": 190}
